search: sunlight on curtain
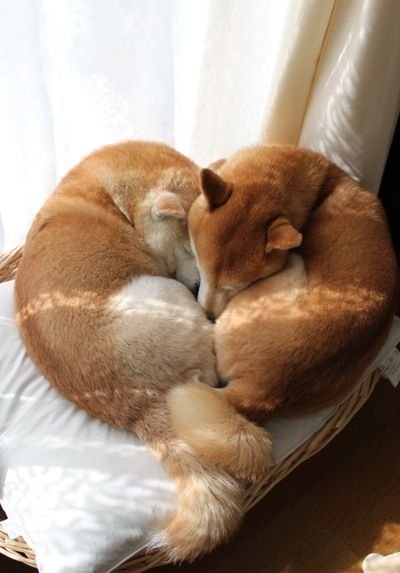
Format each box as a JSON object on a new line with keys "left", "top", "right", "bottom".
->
{"left": 0, "top": 0, "right": 177, "bottom": 250}
{"left": 172, "top": 0, "right": 293, "bottom": 164}
{"left": 299, "top": 0, "right": 400, "bottom": 193}
{"left": 0, "top": 0, "right": 399, "bottom": 251}
{"left": 259, "top": 0, "right": 336, "bottom": 144}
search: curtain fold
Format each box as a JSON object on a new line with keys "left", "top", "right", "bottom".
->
{"left": 0, "top": 0, "right": 399, "bottom": 251}
{"left": 171, "top": 0, "right": 303, "bottom": 165}
{"left": 259, "top": 0, "right": 336, "bottom": 145}
{"left": 299, "top": 0, "right": 400, "bottom": 193}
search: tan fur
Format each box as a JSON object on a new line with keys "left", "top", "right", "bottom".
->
{"left": 15, "top": 141, "right": 272, "bottom": 560}
{"left": 167, "top": 381, "right": 272, "bottom": 481}
{"left": 189, "top": 144, "right": 398, "bottom": 422}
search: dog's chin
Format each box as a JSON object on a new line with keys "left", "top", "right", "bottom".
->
{"left": 174, "top": 256, "right": 200, "bottom": 294}
{"left": 175, "top": 269, "right": 200, "bottom": 294}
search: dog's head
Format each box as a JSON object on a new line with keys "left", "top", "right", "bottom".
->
{"left": 130, "top": 166, "right": 202, "bottom": 292}
{"left": 135, "top": 166, "right": 202, "bottom": 292}
{"left": 97, "top": 142, "right": 202, "bottom": 292}
{"left": 189, "top": 146, "right": 308, "bottom": 318}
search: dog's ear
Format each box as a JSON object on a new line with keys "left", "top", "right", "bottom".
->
{"left": 151, "top": 191, "right": 186, "bottom": 220}
{"left": 265, "top": 217, "right": 302, "bottom": 253}
{"left": 200, "top": 168, "right": 232, "bottom": 209}
{"left": 207, "top": 158, "right": 226, "bottom": 172}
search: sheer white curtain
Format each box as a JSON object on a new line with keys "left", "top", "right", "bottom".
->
{"left": 1, "top": 0, "right": 399, "bottom": 252}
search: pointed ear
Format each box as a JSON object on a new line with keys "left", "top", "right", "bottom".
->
{"left": 151, "top": 191, "right": 186, "bottom": 221}
{"left": 207, "top": 158, "right": 226, "bottom": 172}
{"left": 200, "top": 168, "right": 232, "bottom": 210}
{"left": 265, "top": 217, "right": 302, "bottom": 254}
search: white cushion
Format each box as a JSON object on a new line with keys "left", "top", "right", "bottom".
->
{"left": 1, "top": 279, "right": 399, "bottom": 573}
{"left": 0, "top": 280, "right": 176, "bottom": 573}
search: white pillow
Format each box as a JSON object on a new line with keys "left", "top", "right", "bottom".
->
{"left": 1, "top": 279, "right": 399, "bottom": 573}
{"left": 0, "top": 279, "right": 176, "bottom": 573}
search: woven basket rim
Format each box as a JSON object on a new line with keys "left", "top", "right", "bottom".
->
{"left": 0, "top": 246, "right": 382, "bottom": 572}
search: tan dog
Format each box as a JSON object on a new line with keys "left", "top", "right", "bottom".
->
{"left": 189, "top": 144, "right": 397, "bottom": 422}
{"left": 15, "top": 141, "right": 271, "bottom": 561}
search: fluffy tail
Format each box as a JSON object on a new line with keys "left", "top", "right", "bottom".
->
{"left": 148, "top": 439, "right": 245, "bottom": 561}
{"left": 167, "top": 380, "right": 273, "bottom": 481}
{"left": 135, "top": 381, "right": 273, "bottom": 561}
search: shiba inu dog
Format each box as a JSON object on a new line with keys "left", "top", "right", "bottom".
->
{"left": 15, "top": 141, "right": 272, "bottom": 561}
{"left": 189, "top": 144, "right": 397, "bottom": 422}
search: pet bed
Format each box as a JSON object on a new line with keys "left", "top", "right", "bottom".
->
{"left": 0, "top": 246, "right": 399, "bottom": 573}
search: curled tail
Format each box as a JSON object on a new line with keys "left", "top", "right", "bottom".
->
{"left": 149, "top": 440, "right": 245, "bottom": 561}
{"left": 135, "top": 380, "right": 272, "bottom": 561}
{"left": 167, "top": 380, "right": 273, "bottom": 481}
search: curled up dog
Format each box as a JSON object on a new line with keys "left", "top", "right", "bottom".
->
{"left": 189, "top": 144, "right": 397, "bottom": 422}
{"left": 15, "top": 141, "right": 272, "bottom": 561}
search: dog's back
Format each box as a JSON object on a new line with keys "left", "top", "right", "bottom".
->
{"left": 16, "top": 141, "right": 206, "bottom": 423}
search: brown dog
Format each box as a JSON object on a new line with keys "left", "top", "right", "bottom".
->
{"left": 189, "top": 144, "right": 397, "bottom": 422}
{"left": 15, "top": 141, "right": 271, "bottom": 561}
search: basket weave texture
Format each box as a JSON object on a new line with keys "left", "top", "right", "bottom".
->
{"left": 0, "top": 246, "right": 381, "bottom": 572}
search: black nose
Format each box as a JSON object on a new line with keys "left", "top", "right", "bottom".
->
{"left": 191, "top": 281, "right": 200, "bottom": 297}
{"left": 206, "top": 311, "right": 216, "bottom": 323}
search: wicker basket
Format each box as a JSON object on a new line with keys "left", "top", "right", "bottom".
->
{"left": 0, "top": 246, "right": 382, "bottom": 573}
